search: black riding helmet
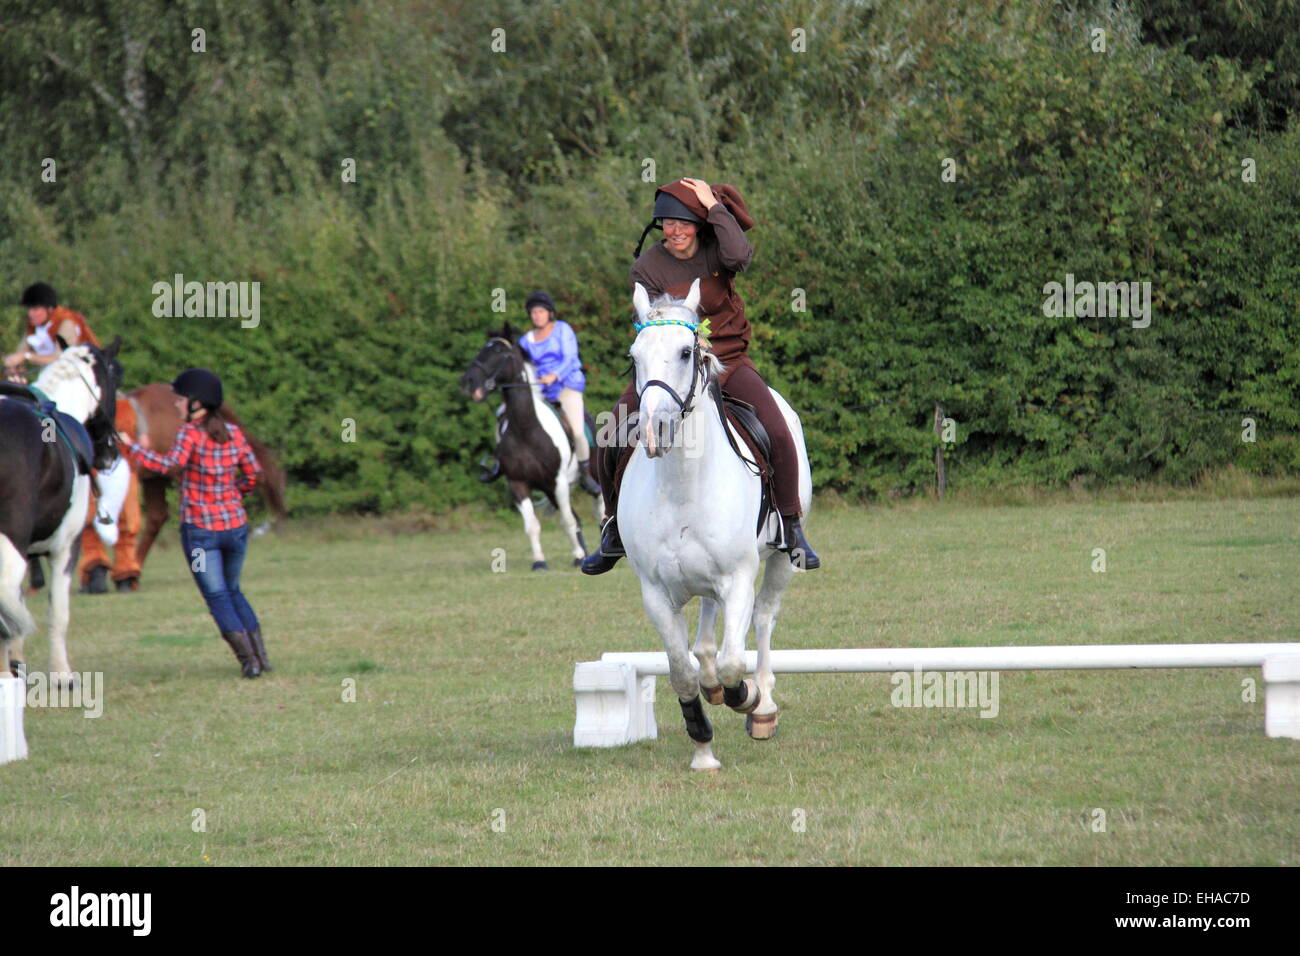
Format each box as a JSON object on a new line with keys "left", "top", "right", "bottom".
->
{"left": 524, "top": 291, "right": 556, "bottom": 317}
{"left": 172, "top": 368, "right": 223, "bottom": 410}
{"left": 652, "top": 191, "right": 703, "bottom": 224}
{"left": 632, "top": 188, "right": 708, "bottom": 261}
{"left": 20, "top": 282, "right": 58, "bottom": 308}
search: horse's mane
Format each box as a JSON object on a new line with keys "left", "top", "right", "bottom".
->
{"left": 33, "top": 346, "right": 94, "bottom": 392}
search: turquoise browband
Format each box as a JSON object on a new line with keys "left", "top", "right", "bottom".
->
{"left": 633, "top": 317, "right": 699, "bottom": 333}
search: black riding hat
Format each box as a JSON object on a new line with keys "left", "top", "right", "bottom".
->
{"left": 525, "top": 291, "right": 555, "bottom": 316}
{"left": 652, "top": 192, "right": 703, "bottom": 224}
{"left": 172, "top": 368, "right": 223, "bottom": 409}
{"left": 20, "top": 282, "right": 58, "bottom": 308}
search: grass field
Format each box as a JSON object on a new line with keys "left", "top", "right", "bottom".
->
{"left": 2, "top": 487, "right": 1297, "bottom": 866}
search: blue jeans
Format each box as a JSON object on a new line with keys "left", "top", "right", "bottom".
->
{"left": 180, "top": 523, "right": 261, "bottom": 635}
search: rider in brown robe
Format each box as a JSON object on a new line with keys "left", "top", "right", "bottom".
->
{"left": 581, "top": 177, "right": 820, "bottom": 573}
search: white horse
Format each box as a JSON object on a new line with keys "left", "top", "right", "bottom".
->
{"left": 0, "top": 343, "right": 119, "bottom": 686}
{"left": 620, "top": 280, "right": 812, "bottom": 771}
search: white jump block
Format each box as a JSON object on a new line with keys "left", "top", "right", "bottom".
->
{"left": 1263, "top": 655, "right": 1300, "bottom": 740}
{"left": 573, "top": 644, "right": 1300, "bottom": 747}
{"left": 573, "top": 661, "right": 657, "bottom": 747}
{"left": 0, "top": 676, "right": 29, "bottom": 765}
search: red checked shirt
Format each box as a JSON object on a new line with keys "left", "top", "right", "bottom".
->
{"left": 126, "top": 422, "right": 262, "bottom": 530}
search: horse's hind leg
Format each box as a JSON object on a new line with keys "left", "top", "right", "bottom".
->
{"left": 642, "top": 583, "right": 719, "bottom": 772}
{"left": 693, "top": 598, "right": 723, "bottom": 704}
{"left": 748, "top": 551, "right": 795, "bottom": 740}
{"left": 510, "top": 481, "right": 547, "bottom": 570}
{"left": 552, "top": 481, "right": 585, "bottom": 565}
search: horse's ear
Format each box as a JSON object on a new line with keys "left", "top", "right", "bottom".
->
{"left": 105, "top": 336, "right": 122, "bottom": 359}
{"left": 632, "top": 282, "right": 652, "bottom": 323}
{"left": 683, "top": 278, "right": 702, "bottom": 316}
{"left": 500, "top": 322, "right": 516, "bottom": 341}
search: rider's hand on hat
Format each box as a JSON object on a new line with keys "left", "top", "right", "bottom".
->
{"left": 681, "top": 177, "right": 717, "bottom": 210}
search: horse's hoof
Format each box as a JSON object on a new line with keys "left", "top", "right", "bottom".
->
{"left": 691, "top": 764, "right": 722, "bottom": 773}
{"left": 747, "top": 711, "right": 779, "bottom": 740}
{"left": 9, "top": 660, "right": 26, "bottom": 680}
{"left": 531, "top": 561, "right": 548, "bottom": 571}
{"left": 701, "top": 684, "right": 725, "bottom": 705}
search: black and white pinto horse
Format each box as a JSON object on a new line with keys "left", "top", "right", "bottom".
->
{"left": 0, "top": 340, "right": 122, "bottom": 684}
{"left": 461, "top": 325, "right": 604, "bottom": 569}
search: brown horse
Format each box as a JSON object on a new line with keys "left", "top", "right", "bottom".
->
{"left": 126, "top": 383, "right": 287, "bottom": 569}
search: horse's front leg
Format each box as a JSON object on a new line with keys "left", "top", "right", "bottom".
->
{"left": 641, "top": 582, "right": 719, "bottom": 772}
{"left": 693, "top": 598, "right": 723, "bottom": 704}
{"left": 716, "top": 568, "right": 761, "bottom": 720}
{"left": 46, "top": 538, "right": 78, "bottom": 688}
{"left": 510, "top": 481, "right": 547, "bottom": 571}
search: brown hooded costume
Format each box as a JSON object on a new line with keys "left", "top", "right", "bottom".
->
{"left": 596, "top": 178, "right": 803, "bottom": 518}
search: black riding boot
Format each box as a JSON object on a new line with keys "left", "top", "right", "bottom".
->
{"left": 580, "top": 516, "right": 625, "bottom": 575}
{"left": 779, "top": 514, "right": 821, "bottom": 570}
{"left": 577, "top": 462, "right": 602, "bottom": 496}
{"left": 247, "top": 628, "right": 272, "bottom": 673}
{"left": 221, "top": 631, "right": 262, "bottom": 679}
{"left": 478, "top": 455, "right": 501, "bottom": 483}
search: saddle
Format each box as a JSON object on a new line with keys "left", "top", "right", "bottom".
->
{"left": 0, "top": 382, "right": 96, "bottom": 475}
{"left": 539, "top": 400, "right": 597, "bottom": 459}
{"left": 606, "top": 382, "right": 777, "bottom": 537}
{"left": 709, "top": 382, "right": 775, "bottom": 536}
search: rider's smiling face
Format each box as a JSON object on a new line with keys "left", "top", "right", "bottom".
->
{"left": 662, "top": 218, "right": 699, "bottom": 259}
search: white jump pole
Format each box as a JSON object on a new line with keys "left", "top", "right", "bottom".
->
{"left": 0, "top": 676, "right": 29, "bottom": 765}
{"left": 573, "top": 644, "right": 1300, "bottom": 747}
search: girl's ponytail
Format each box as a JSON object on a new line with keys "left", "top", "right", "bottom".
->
{"left": 203, "top": 408, "right": 231, "bottom": 443}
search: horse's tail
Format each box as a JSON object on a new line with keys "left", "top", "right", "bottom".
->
{"left": 220, "top": 405, "right": 289, "bottom": 522}
{"left": 0, "top": 535, "right": 36, "bottom": 644}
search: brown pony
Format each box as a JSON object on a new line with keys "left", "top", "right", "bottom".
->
{"left": 126, "top": 383, "right": 287, "bottom": 569}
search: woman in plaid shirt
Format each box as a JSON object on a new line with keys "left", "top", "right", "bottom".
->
{"left": 120, "top": 368, "right": 270, "bottom": 678}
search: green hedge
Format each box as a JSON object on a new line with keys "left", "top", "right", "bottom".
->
{"left": 1, "top": 1, "right": 1295, "bottom": 514}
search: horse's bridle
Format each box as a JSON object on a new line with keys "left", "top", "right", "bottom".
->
{"left": 636, "top": 333, "right": 705, "bottom": 422}
{"left": 63, "top": 345, "right": 120, "bottom": 461}
{"left": 468, "top": 337, "right": 531, "bottom": 394}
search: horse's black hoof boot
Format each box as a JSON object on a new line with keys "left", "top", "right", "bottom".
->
{"left": 116, "top": 577, "right": 139, "bottom": 593}
{"left": 580, "top": 519, "right": 624, "bottom": 575}
{"left": 781, "top": 517, "right": 821, "bottom": 570}
{"left": 81, "top": 566, "right": 109, "bottom": 595}
{"left": 532, "top": 560, "right": 548, "bottom": 571}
